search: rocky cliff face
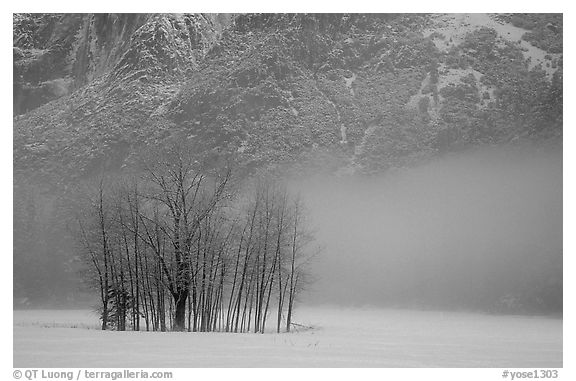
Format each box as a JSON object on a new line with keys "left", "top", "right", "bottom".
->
{"left": 13, "top": 13, "right": 562, "bottom": 183}
{"left": 13, "top": 13, "right": 230, "bottom": 115}
{"left": 14, "top": 13, "right": 233, "bottom": 182}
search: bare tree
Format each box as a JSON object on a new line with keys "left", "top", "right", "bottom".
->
{"left": 74, "top": 156, "right": 316, "bottom": 334}
{"left": 75, "top": 180, "right": 113, "bottom": 330}
{"left": 137, "top": 144, "right": 232, "bottom": 331}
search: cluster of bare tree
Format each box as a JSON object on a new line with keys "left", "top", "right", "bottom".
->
{"left": 75, "top": 147, "right": 315, "bottom": 333}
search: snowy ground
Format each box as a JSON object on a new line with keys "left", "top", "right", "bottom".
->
{"left": 13, "top": 307, "right": 562, "bottom": 368}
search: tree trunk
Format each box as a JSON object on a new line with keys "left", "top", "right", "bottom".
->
{"left": 173, "top": 289, "right": 189, "bottom": 331}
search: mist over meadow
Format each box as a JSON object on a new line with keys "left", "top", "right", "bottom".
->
{"left": 14, "top": 144, "right": 562, "bottom": 316}
{"left": 13, "top": 144, "right": 564, "bottom": 367}
{"left": 294, "top": 146, "right": 562, "bottom": 313}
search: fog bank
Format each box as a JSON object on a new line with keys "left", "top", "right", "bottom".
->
{"left": 294, "top": 147, "right": 562, "bottom": 313}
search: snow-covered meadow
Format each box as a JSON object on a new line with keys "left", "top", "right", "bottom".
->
{"left": 13, "top": 307, "right": 562, "bottom": 367}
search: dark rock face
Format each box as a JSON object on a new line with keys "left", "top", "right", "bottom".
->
{"left": 14, "top": 14, "right": 131, "bottom": 114}
{"left": 13, "top": 14, "right": 229, "bottom": 115}
{"left": 14, "top": 13, "right": 232, "bottom": 180}
{"left": 13, "top": 13, "right": 562, "bottom": 181}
